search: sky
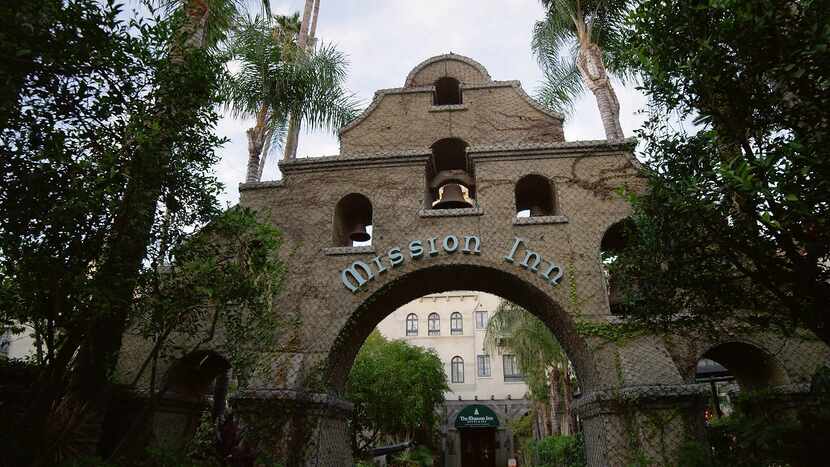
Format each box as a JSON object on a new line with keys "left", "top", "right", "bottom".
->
{"left": 214, "top": 0, "right": 648, "bottom": 206}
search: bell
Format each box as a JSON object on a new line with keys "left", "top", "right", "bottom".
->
{"left": 348, "top": 223, "right": 370, "bottom": 243}
{"left": 433, "top": 183, "right": 473, "bottom": 209}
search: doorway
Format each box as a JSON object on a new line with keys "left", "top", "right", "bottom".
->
{"left": 460, "top": 428, "right": 496, "bottom": 467}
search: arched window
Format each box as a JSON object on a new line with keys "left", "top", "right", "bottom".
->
{"left": 406, "top": 313, "right": 418, "bottom": 336}
{"left": 450, "top": 312, "right": 463, "bottom": 335}
{"left": 428, "top": 312, "right": 440, "bottom": 336}
{"left": 451, "top": 356, "right": 464, "bottom": 383}
{"left": 434, "top": 77, "right": 462, "bottom": 105}
{"left": 515, "top": 174, "right": 556, "bottom": 217}
{"left": 333, "top": 193, "right": 372, "bottom": 247}
{"left": 600, "top": 219, "right": 636, "bottom": 315}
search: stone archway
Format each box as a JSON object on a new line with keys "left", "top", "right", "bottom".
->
{"left": 115, "top": 53, "right": 830, "bottom": 466}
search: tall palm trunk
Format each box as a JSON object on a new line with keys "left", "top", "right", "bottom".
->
{"left": 548, "top": 365, "right": 562, "bottom": 435}
{"left": 282, "top": 0, "right": 315, "bottom": 161}
{"left": 562, "top": 370, "right": 575, "bottom": 435}
{"left": 577, "top": 42, "right": 624, "bottom": 141}
{"left": 245, "top": 107, "right": 269, "bottom": 182}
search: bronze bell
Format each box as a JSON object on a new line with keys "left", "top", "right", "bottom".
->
{"left": 348, "top": 223, "right": 370, "bottom": 243}
{"left": 433, "top": 183, "right": 473, "bottom": 209}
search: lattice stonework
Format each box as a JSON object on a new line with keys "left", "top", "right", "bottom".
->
{"left": 117, "top": 54, "right": 830, "bottom": 466}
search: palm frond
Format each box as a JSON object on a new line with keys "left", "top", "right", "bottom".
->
{"left": 535, "top": 54, "right": 584, "bottom": 116}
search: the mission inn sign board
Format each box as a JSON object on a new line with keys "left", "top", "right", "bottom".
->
{"left": 339, "top": 235, "right": 565, "bottom": 293}
{"left": 454, "top": 404, "right": 500, "bottom": 429}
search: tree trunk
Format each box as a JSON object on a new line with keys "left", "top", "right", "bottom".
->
{"left": 246, "top": 126, "right": 265, "bottom": 182}
{"left": 576, "top": 42, "right": 624, "bottom": 141}
{"left": 283, "top": 113, "right": 301, "bottom": 160}
{"left": 309, "top": 0, "right": 320, "bottom": 40}
{"left": 71, "top": 0, "right": 211, "bottom": 445}
{"left": 282, "top": 0, "right": 315, "bottom": 161}
{"left": 548, "top": 367, "right": 562, "bottom": 435}
{"left": 561, "top": 371, "right": 574, "bottom": 435}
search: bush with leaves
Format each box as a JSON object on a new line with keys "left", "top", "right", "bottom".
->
{"left": 529, "top": 433, "right": 586, "bottom": 467}
{"left": 613, "top": 0, "right": 830, "bottom": 344}
{"left": 346, "top": 332, "right": 448, "bottom": 457}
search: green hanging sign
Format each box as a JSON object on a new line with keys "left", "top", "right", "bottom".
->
{"left": 455, "top": 404, "right": 499, "bottom": 429}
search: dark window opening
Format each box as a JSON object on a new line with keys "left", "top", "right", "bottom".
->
{"left": 333, "top": 193, "right": 372, "bottom": 247}
{"left": 450, "top": 312, "right": 463, "bottom": 335}
{"left": 451, "top": 356, "right": 464, "bottom": 383}
{"left": 406, "top": 313, "right": 418, "bottom": 336}
{"left": 428, "top": 312, "right": 440, "bottom": 336}
{"left": 515, "top": 174, "right": 556, "bottom": 217}
{"left": 503, "top": 354, "right": 524, "bottom": 382}
{"left": 434, "top": 77, "right": 462, "bottom": 105}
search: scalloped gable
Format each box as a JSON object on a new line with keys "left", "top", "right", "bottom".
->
{"left": 338, "top": 54, "right": 566, "bottom": 155}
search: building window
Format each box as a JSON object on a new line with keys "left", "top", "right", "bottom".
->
{"left": 428, "top": 313, "right": 440, "bottom": 336}
{"left": 503, "top": 355, "right": 524, "bottom": 382}
{"left": 406, "top": 313, "right": 418, "bottom": 336}
{"left": 477, "top": 354, "right": 491, "bottom": 377}
{"left": 451, "top": 356, "right": 464, "bottom": 383}
{"left": 475, "top": 310, "right": 488, "bottom": 329}
{"left": 450, "top": 312, "right": 463, "bottom": 335}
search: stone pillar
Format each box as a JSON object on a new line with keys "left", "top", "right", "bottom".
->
{"left": 231, "top": 389, "right": 354, "bottom": 467}
{"left": 575, "top": 384, "right": 708, "bottom": 467}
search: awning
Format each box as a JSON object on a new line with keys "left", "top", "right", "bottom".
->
{"left": 454, "top": 404, "right": 499, "bottom": 429}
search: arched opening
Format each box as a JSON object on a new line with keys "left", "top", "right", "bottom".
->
{"left": 515, "top": 174, "right": 556, "bottom": 217}
{"left": 599, "top": 218, "right": 636, "bottom": 315}
{"left": 426, "top": 138, "right": 475, "bottom": 210}
{"left": 434, "top": 77, "right": 462, "bottom": 105}
{"left": 153, "top": 350, "right": 231, "bottom": 450}
{"left": 695, "top": 341, "right": 789, "bottom": 419}
{"left": 330, "top": 270, "right": 591, "bottom": 466}
{"left": 333, "top": 193, "right": 373, "bottom": 247}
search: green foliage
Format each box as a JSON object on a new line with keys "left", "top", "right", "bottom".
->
{"left": 346, "top": 332, "right": 448, "bottom": 456}
{"left": 532, "top": 0, "right": 634, "bottom": 115}
{"left": 0, "top": 0, "right": 285, "bottom": 464}
{"left": 390, "top": 446, "right": 434, "bottom": 467}
{"left": 485, "top": 301, "right": 570, "bottom": 401}
{"left": 529, "top": 433, "right": 586, "bottom": 467}
{"left": 613, "top": 0, "right": 830, "bottom": 343}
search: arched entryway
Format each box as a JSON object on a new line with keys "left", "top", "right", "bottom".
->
{"left": 324, "top": 263, "right": 596, "bottom": 394}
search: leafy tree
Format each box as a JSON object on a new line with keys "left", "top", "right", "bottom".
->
{"left": 0, "top": 0, "right": 283, "bottom": 463}
{"left": 346, "top": 331, "right": 448, "bottom": 457}
{"left": 222, "top": 13, "right": 358, "bottom": 182}
{"left": 612, "top": 0, "right": 830, "bottom": 345}
{"left": 532, "top": 0, "right": 632, "bottom": 140}
{"left": 484, "top": 301, "right": 575, "bottom": 436}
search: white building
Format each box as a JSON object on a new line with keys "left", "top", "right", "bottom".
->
{"left": 377, "top": 291, "right": 530, "bottom": 467}
{"left": 0, "top": 325, "right": 36, "bottom": 361}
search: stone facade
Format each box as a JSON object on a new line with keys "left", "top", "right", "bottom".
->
{"left": 116, "top": 54, "right": 830, "bottom": 466}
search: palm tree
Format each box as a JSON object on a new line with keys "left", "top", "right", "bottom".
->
{"left": 223, "top": 13, "right": 358, "bottom": 182}
{"left": 484, "top": 300, "right": 576, "bottom": 436}
{"left": 532, "top": 0, "right": 631, "bottom": 141}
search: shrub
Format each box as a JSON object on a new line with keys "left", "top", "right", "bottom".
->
{"left": 530, "top": 433, "right": 586, "bottom": 467}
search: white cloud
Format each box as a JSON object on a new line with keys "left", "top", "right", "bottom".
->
{"left": 217, "top": 0, "right": 648, "bottom": 205}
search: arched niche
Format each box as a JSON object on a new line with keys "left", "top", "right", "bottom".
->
{"left": 426, "top": 138, "right": 475, "bottom": 209}
{"left": 434, "top": 77, "right": 462, "bottom": 105}
{"left": 599, "top": 218, "right": 636, "bottom": 315}
{"left": 515, "top": 174, "right": 556, "bottom": 217}
{"left": 696, "top": 341, "right": 789, "bottom": 390}
{"left": 333, "top": 193, "right": 373, "bottom": 246}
